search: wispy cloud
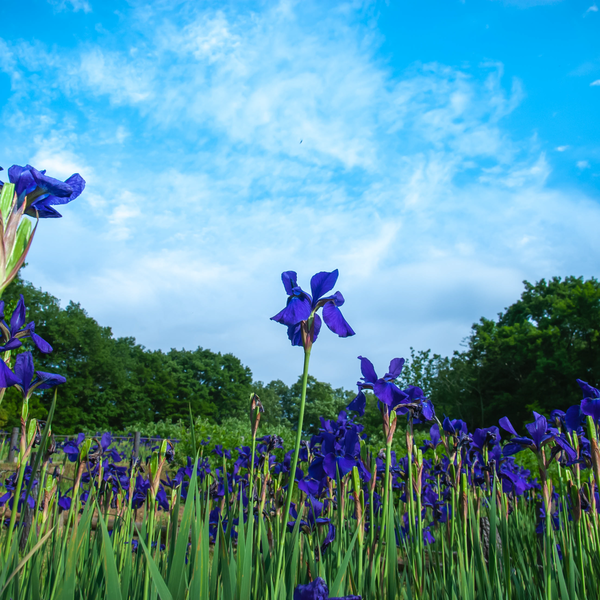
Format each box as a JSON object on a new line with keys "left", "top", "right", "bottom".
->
{"left": 591, "top": 79, "right": 600, "bottom": 86}
{"left": 47, "top": 0, "right": 92, "bottom": 13}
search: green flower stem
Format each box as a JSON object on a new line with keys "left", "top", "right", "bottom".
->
{"left": 273, "top": 347, "right": 311, "bottom": 600}
{"left": 381, "top": 439, "right": 392, "bottom": 537}
{"left": 3, "top": 457, "right": 26, "bottom": 560}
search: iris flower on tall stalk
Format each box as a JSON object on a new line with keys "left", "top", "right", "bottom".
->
{"left": 0, "top": 164, "right": 84, "bottom": 295}
{"left": 271, "top": 269, "right": 354, "bottom": 598}
{"left": 0, "top": 163, "right": 80, "bottom": 561}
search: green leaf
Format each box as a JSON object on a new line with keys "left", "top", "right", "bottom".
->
{"left": 98, "top": 513, "right": 123, "bottom": 600}
{"left": 135, "top": 524, "right": 174, "bottom": 600}
{"left": 0, "top": 183, "right": 15, "bottom": 228}
{"left": 328, "top": 516, "right": 361, "bottom": 597}
{"left": 6, "top": 217, "right": 32, "bottom": 275}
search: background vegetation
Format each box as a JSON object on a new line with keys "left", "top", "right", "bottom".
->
{"left": 3, "top": 272, "right": 600, "bottom": 437}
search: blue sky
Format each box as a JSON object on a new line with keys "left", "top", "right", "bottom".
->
{"left": 0, "top": 0, "right": 599, "bottom": 389}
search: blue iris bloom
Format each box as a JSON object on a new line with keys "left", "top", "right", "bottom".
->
{"left": 293, "top": 576, "right": 361, "bottom": 600}
{"left": 346, "top": 356, "right": 407, "bottom": 416}
{"left": 6, "top": 164, "right": 85, "bottom": 218}
{"left": 12, "top": 351, "right": 66, "bottom": 400}
{"left": 577, "top": 379, "right": 600, "bottom": 423}
{"left": 0, "top": 295, "right": 52, "bottom": 354}
{"left": 271, "top": 270, "right": 354, "bottom": 349}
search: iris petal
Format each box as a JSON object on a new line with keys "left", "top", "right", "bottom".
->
{"left": 322, "top": 302, "right": 354, "bottom": 337}
{"left": 346, "top": 390, "right": 366, "bottom": 416}
{"left": 310, "top": 270, "right": 338, "bottom": 302}
{"left": 581, "top": 397, "right": 600, "bottom": 422}
{"left": 358, "top": 356, "right": 378, "bottom": 384}
{"left": 386, "top": 358, "right": 405, "bottom": 379}
{"left": 271, "top": 296, "right": 311, "bottom": 326}
{"left": 281, "top": 271, "right": 298, "bottom": 296}
{"left": 499, "top": 416, "right": 519, "bottom": 437}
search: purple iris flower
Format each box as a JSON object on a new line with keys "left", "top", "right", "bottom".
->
{"left": 500, "top": 414, "right": 576, "bottom": 462}
{"left": 58, "top": 494, "right": 72, "bottom": 512}
{"left": 577, "top": 379, "right": 600, "bottom": 422}
{"left": 271, "top": 270, "right": 355, "bottom": 349}
{"left": 420, "top": 423, "right": 442, "bottom": 453}
{"left": 346, "top": 356, "right": 407, "bottom": 416}
{"left": 0, "top": 296, "right": 53, "bottom": 354}
{"left": 293, "top": 577, "right": 361, "bottom": 600}
{"left": 61, "top": 433, "right": 86, "bottom": 462}
{"left": 7, "top": 164, "right": 85, "bottom": 218}
{"left": 471, "top": 426, "right": 500, "bottom": 451}
{"left": 12, "top": 352, "right": 66, "bottom": 399}
{"left": 565, "top": 405, "right": 584, "bottom": 432}
{"left": 212, "top": 445, "right": 232, "bottom": 460}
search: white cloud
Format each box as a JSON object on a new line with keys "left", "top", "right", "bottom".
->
{"left": 585, "top": 4, "right": 598, "bottom": 13}
{"left": 48, "top": 0, "right": 92, "bottom": 13}
{"left": 577, "top": 160, "right": 591, "bottom": 169}
{"left": 591, "top": 80, "right": 600, "bottom": 86}
{"left": 3, "top": 1, "right": 600, "bottom": 388}
{"left": 556, "top": 145, "right": 569, "bottom": 151}
{"left": 75, "top": 49, "right": 153, "bottom": 105}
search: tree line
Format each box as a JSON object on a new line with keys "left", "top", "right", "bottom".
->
{"left": 2, "top": 273, "right": 599, "bottom": 436}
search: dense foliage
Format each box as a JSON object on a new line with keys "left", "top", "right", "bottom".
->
{"left": 403, "top": 276, "right": 600, "bottom": 431}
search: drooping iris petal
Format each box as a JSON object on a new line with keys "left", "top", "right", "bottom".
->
{"left": 35, "top": 371, "right": 66, "bottom": 390}
{"left": 27, "top": 322, "right": 53, "bottom": 354}
{"left": 499, "top": 416, "right": 519, "bottom": 437}
{"left": 346, "top": 390, "right": 366, "bottom": 416}
{"left": 373, "top": 380, "right": 406, "bottom": 407}
{"left": 565, "top": 405, "right": 582, "bottom": 431}
{"left": 322, "top": 301, "right": 354, "bottom": 338}
{"left": 0, "top": 360, "right": 20, "bottom": 388}
{"left": 385, "top": 358, "right": 405, "bottom": 379}
{"left": 581, "top": 397, "right": 600, "bottom": 422}
{"left": 503, "top": 441, "right": 528, "bottom": 456}
{"left": 27, "top": 165, "right": 74, "bottom": 197}
{"left": 271, "top": 295, "right": 312, "bottom": 326}
{"left": 336, "top": 456, "right": 357, "bottom": 477}
{"left": 36, "top": 173, "right": 85, "bottom": 207}
{"left": 577, "top": 379, "right": 600, "bottom": 399}
{"left": 310, "top": 270, "right": 338, "bottom": 302}
{"left": 358, "top": 356, "right": 378, "bottom": 384}
{"left": 552, "top": 434, "right": 577, "bottom": 462}
{"left": 0, "top": 339, "right": 22, "bottom": 352}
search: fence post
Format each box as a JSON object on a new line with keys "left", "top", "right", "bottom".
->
{"left": 8, "top": 427, "right": 19, "bottom": 464}
{"left": 133, "top": 431, "right": 141, "bottom": 461}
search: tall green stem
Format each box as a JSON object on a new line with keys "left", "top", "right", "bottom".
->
{"left": 273, "top": 348, "right": 311, "bottom": 599}
{"left": 3, "top": 459, "right": 26, "bottom": 560}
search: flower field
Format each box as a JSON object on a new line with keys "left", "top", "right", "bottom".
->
{"left": 0, "top": 165, "right": 599, "bottom": 599}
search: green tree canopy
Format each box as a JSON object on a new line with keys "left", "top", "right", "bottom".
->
{"left": 1, "top": 274, "right": 254, "bottom": 433}
{"left": 409, "top": 277, "right": 600, "bottom": 431}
